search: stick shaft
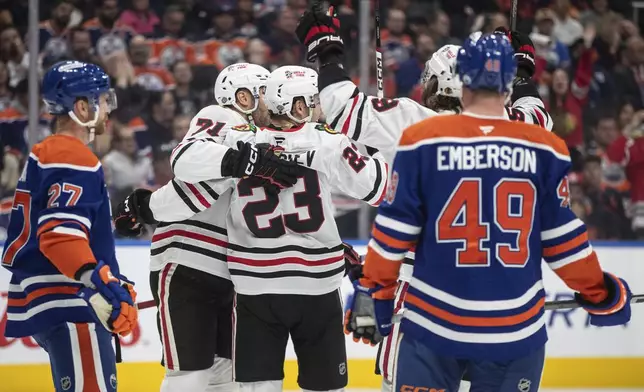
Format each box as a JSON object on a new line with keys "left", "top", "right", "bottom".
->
{"left": 391, "top": 294, "right": 644, "bottom": 323}
{"left": 510, "top": 0, "right": 518, "bottom": 31}
{"left": 375, "top": 0, "right": 384, "bottom": 98}
{"left": 137, "top": 299, "right": 156, "bottom": 310}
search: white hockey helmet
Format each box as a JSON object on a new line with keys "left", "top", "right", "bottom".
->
{"left": 264, "top": 65, "right": 318, "bottom": 124}
{"left": 214, "top": 62, "right": 270, "bottom": 114}
{"left": 422, "top": 44, "right": 462, "bottom": 98}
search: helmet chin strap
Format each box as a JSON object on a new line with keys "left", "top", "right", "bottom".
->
{"left": 68, "top": 105, "right": 101, "bottom": 144}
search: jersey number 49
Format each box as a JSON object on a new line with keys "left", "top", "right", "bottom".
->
{"left": 437, "top": 178, "right": 536, "bottom": 268}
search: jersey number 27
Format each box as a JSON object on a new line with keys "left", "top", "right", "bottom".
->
{"left": 437, "top": 178, "right": 536, "bottom": 267}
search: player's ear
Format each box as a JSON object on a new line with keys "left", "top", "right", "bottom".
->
{"left": 235, "top": 89, "right": 250, "bottom": 109}
{"left": 73, "top": 98, "right": 90, "bottom": 122}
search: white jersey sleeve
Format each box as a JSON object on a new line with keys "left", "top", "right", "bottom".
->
{"left": 505, "top": 96, "right": 553, "bottom": 131}
{"left": 320, "top": 80, "right": 437, "bottom": 162}
{"left": 170, "top": 105, "right": 248, "bottom": 183}
{"left": 148, "top": 178, "right": 235, "bottom": 222}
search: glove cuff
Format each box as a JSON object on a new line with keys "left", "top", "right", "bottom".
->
{"left": 221, "top": 148, "right": 240, "bottom": 178}
{"left": 511, "top": 76, "right": 541, "bottom": 101}
{"left": 575, "top": 273, "right": 629, "bottom": 315}
{"left": 319, "top": 62, "right": 351, "bottom": 91}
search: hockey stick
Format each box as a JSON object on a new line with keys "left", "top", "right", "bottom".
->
{"left": 137, "top": 299, "right": 156, "bottom": 310}
{"left": 510, "top": 0, "right": 518, "bottom": 31}
{"left": 375, "top": 0, "right": 384, "bottom": 98}
{"left": 381, "top": 293, "right": 644, "bottom": 325}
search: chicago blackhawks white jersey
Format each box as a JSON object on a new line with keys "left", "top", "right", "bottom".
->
{"left": 224, "top": 123, "right": 388, "bottom": 295}
{"left": 151, "top": 123, "right": 388, "bottom": 295}
{"left": 320, "top": 80, "right": 553, "bottom": 163}
{"left": 147, "top": 105, "right": 251, "bottom": 280}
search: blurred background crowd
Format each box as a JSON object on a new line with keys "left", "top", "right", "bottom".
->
{"left": 0, "top": 0, "right": 642, "bottom": 240}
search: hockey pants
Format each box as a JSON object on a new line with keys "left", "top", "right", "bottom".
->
{"left": 33, "top": 322, "right": 117, "bottom": 392}
{"left": 394, "top": 333, "right": 545, "bottom": 392}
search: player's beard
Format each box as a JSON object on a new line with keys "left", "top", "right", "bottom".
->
{"left": 93, "top": 119, "right": 108, "bottom": 136}
{"left": 252, "top": 107, "right": 271, "bottom": 127}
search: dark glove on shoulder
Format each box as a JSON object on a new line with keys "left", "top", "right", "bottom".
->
{"left": 494, "top": 27, "right": 536, "bottom": 79}
{"left": 114, "top": 189, "right": 157, "bottom": 237}
{"left": 222, "top": 141, "right": 302, "bottom": 191}
{"left": 296, "top": 8, "right": 344, "bottom": 63}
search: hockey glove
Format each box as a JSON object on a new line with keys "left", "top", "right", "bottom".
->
{"left": 222, "top": 141, "right": 302, "bottom": 191}
{"left": 575, "top": 273, "right": 632, "bottom": 327}
{"left": 343, "top": 242, "right": 363, "bottom": 282}
{"left": 344, "top": 279, "right": 396, "bottom": 346}
{"left": 77, "top": 261, "right": 138, "bottom": 336}
{"left": 296, "top": 7, "right": 344, "bottom": 63}
{"left": 114, "top": 189, "right": 157, "bottom": 237}
{"left": 494, "top": 27, "right": 536, "bottom": 79}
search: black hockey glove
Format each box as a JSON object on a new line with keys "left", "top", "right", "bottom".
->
{"left": 343, "top": 242, "right": 363, "bottom": 281}
{"left": 296, "top": 7, "right": 344, "bottom": 63}
{"left": 494, "top": 27, "right": 536, "bottom": 79}
{"left": 222, "top": 141, "right": 302, "bottom": 191}
{"left": 114, "top": 189, "right": 157, "bottom": 237}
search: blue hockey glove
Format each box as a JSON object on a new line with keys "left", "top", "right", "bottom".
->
{"left": 344, "top": 279, "right": 395, "bottom": 346}
{"left": 575, "top": 273, "right": 631, "bottom": 327}
{"left": 78, "top": 261, "right": 138, "bottom": 336}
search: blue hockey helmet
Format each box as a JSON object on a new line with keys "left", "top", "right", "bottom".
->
{"left": 42, "top": 61, "right": 117, "bottom": 127}
{"left": 456, "top": 33, "right": 517, "bottom": 94}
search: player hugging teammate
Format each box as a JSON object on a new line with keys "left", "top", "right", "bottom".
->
{"left": 114, "top": 63, "right": 303, "bottom": 392}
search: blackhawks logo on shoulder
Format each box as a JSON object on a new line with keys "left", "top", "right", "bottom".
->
{"left": 231, "top": 123, "right": 257, "bottom": 133}
{"left": 315, "top": 123, "right": 339, "bottom": 134}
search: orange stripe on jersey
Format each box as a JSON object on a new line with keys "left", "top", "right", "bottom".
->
{"left": 76, "top": 323, "right": 101, "bottom": 392}
{"left": 405, "top": 294, "right": 545, "bottom": 327}
{"left": 363, "top": 250, "right": 403, "bottom": 287}
{"left": 7, "top": 286, "right": 79, "bottom": 307}
{"left": 31, "top": 135, "right": 99, "bottom": 168}
{"left": 39, "top": 231, "right": 96, "bottom": 279}
{"left": 371, "top": 227, "right": 415, "bottom": 250}
{"left": 398, "top": 114, "right": 569, "bottom": 158}
{"left": 82, "top": 18, "right": 100, "bottom": 28}
{"left": 542, "top": 232, "right": 588, "bottom": 258}
{"left": 37, "top": 220, "right": 89, "bottom": 238}
{"left": 0, "top": 107, "right": 25, "bottom": 122}
{"left": 554, "top": 250, "right": 607, "bottom": 304}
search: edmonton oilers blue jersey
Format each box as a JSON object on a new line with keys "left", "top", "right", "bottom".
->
{"left": 1, "top": 134, "right": 118, "bottom": 337}
{"left": 362, "top": 112, "right": 614, "bottom": 361}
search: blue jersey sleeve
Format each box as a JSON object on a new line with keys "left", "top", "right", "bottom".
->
{"left": 539, "top": 150, "right": 612, "bottom": 305}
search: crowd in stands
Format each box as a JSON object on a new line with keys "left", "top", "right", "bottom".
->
{"left": 0, "top": 0, "right": 642, "bottom": 240}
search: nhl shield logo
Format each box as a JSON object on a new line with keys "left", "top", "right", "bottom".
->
{"left": 285, "top": 70, "right": 293, "bottom": 79}
{"left": 60, "top": 376, "right": 72, "bottom": 391}
{"left": 517, "top": 378, "right": 531, "bottom": 392}
{"left": 110, "top": 374, "right": 117, "bottom": 388}
{"left": 338, "top": 362, "right": 346, "bottom": 375}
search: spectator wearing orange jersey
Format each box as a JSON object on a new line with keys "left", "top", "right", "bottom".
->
{"left": 149, "top": 5, "right": 192, "bottom": 70}
{"left": 191, "top": 6, "right": 245, "bottom": 70}
{"left": 83, "top": 0, "right": 133, "bottom": 59}
{"left": 129, "top": 35, "right": 175, "bottom": 91}
{"left": 118, "top": 0, "right": 160, "bottom": 36}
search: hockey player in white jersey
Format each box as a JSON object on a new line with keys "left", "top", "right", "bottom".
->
{"left": 134, "top": 65, "right": 389, "bottom": 392}
{"left": 113, "top": 63, "right": 303, "bottom": 392}
{"left": 295, "top": 12, "right": 552, "bottom": 162}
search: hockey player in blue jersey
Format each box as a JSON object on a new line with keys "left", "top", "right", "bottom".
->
{"left": 344, "top": 34, "right": 632, "bottom": 392}
{"left": 1, "top": 61, "right": 138, "bottom": 392}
